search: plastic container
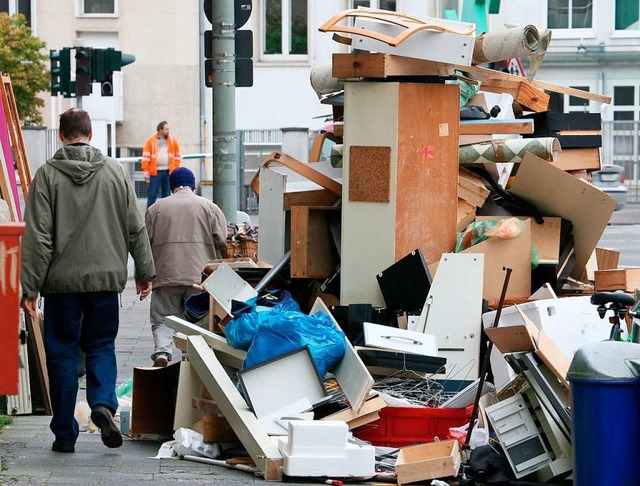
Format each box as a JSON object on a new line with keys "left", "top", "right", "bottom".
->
{"left": 354, "top": 405, "right": 473, "bottom": 447}
{"left": 567, "top": 341, "right": 640, "bottom": 486}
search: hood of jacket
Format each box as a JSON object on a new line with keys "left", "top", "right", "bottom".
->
{"left": 48, "top": 145, "right": 107, "bottom": 185}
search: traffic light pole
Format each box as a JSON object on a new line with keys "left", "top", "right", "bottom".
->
{"left": 211, "top": 0, "right": 238, "bottom": 223}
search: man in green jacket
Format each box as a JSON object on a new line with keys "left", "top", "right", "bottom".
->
{"left": 20, "top": 108, "right": 156, "bottom": 453}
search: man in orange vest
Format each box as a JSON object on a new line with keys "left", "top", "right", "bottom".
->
{"left": 142, "top": 121, "right": 182, "bottom": 207}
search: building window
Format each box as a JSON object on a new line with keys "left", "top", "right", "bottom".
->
{"left": 263, "top": 0, "right": 308, "bottom": 58}
{"left": 79, "top": 0, "right": 117, "bottom": 16}
{"left": 616, "top": 0, "right": 640, "bottom": 30}
{"left": 351, "top": 0, "right": 397, "bottom": 9}
{"left": 548, "top": 0, "right": 592, "bottom": 29}
{"left": 0, "top": 0, "right": 32, "bottom": 26}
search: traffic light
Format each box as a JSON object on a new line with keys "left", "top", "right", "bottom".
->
{"left": 49, "top": 48, "right": 70, "bottom": 96}
{"left": 75, "top": 47, "right": 93, "bottom": 96}
{"left": 91, "top": 48, "right": 136, "bottom": 97}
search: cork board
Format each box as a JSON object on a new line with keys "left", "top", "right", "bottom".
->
{"left": 349, "top": 146, "right": 391, "bottom": 202}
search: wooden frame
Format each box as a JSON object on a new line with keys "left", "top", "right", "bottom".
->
{"left": 291, "top": 205, "right": 340, "bottom": 279}
{"left": 187, "top": 335, "right": 283, "bottom": 480}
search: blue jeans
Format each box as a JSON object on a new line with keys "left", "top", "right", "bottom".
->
{"left": 43, "top": 292, "right": 120, "bottom": 446}
{"left": 147, "top": 170, "right": 170, "bottom": 207}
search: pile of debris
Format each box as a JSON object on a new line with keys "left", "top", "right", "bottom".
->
{"left": 126, "top": 8, "right": 639, "bottom": 485}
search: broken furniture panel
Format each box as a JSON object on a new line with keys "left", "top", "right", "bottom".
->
{"left": 173, "top": 360, "right": 207, "bottom": 431}
{"left": 186, "top": 335, "right": 283, "bottom": 480}
{"left": 310, "top": 297, "right": 374, "bottom": 414}
{"left": 322, "top": 393, "right": 387, "bottom": 429}
{"left": 237, "top": 347, "right": 326, "bottom": 419}
{"left": 363, "top": 321, "right": 438, "bottom": 357}
{"left": 165, "top": 316, "right": 246, "bottom": 369}
{"left": 595, "top": 247, "right": 620, "bottom": 271}
{"left": 356, "top": 347, "right": 446, "bottom": 376}
{"left": 341, "top": 81, "right": 459, "bottom": 306}
{"left": 131, "top": 363, "right": 181, "bottom": 440}
{"left": 523, "top": 111, "right": 602, "bottom": 148}
{"left": 376, "top": 248, "right": 432, "bottom": 314}
{"left": 550, "top": 147, "right": 601, "bottom": 172}
{"left": 290, "top": 206, "right": 340, "bottom": 278}
{"left": 201, "top": 262, "right": 258, "bottom": 325}
{"left": 418, "top": 253, "right": 484, "bottom": 382}
{"left": 510, "top": 152, "right": 617, "bottom": 280}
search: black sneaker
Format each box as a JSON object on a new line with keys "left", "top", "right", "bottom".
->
{"left": 90, "top": 405, "right": 123, "bottom": 448}
{"left": 52, "top": 441, "right": 75, "bottom": 453}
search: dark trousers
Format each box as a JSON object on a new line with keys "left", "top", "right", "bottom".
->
{"left": 147, "top": 169, "right": 170, "bottom": 207}
{"left": 44, "top": 292, "right": 120, "bottom": 446}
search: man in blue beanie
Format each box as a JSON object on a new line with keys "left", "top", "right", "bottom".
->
{"left": 144, "top": 167, "right": 228, "bottom": 366}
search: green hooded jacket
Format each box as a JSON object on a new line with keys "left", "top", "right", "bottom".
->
{"left": 20, "top": 145, "right": 155, "bottom": 297}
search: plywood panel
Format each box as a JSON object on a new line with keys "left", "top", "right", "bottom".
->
{"left": 396, "top": 83, "right": 458, "bottom": 262}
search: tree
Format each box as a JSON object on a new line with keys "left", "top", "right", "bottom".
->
{"left": 0, "top": 13, "right": 49, "bottom": 125}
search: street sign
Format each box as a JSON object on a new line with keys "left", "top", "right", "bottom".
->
{"left": 506, "top": 57, "right": 526, "bottom": 77}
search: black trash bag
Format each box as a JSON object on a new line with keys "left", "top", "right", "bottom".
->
{"left": 468, "top": 444, "right": 516, "bottom": 484}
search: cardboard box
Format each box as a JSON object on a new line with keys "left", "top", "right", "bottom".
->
{"left": 484, "top": 305, "right": 570, "bottom": 388}
{"left": 395, "top": 439, "right": 461, "bottom": 485}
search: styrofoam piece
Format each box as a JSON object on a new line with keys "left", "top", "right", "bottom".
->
{"left": 278, "top": 421, "right": 375, "bottom": 477}
{"left": 259, "top": 398, "right": 313, "bottom": 436}
{"left": 482, "top": 296, "right": 627, "bottom": 390}
{"left": 201, "top": 262, "right": 257, "bottom": 317}
{"left": 363, "top": 322, "right": 438, "bottom": 357}
{"left": 352, "top": 18, "right": 475, "bottom": 66}
{"left": 173, "top": 427, "right": 221, "bottom": 459}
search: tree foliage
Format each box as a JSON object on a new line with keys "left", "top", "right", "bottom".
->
{"left": 0, "top": 13, "right": 49, "bottom": 125}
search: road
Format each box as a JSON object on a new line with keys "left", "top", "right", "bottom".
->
{"left": 599, "top": 204, "right": 640, "bottom": 267}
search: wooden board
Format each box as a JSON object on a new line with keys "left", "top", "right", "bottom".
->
{"left": 459, "top": 119, "right": 534, "bottom": 135}
{"left": 510, "top": 152, "right": 616, "bottom": 279}
{"left": 551, "top": 147, "right": 601, "bottom": 172}
{"left": 332, "top": 53, "right": 611, "bottom": 104}
{"left": 310, "top": 297, "right": 374, "bottom": 414}
{"left": 595, "top": 247, "right": 620, "bottom": 271}
{"left": 24, "top": 312, "right": 51, "bottom": 414}
{"left": 396, "top": 82, "right": 458, "bottom": 261}
{"left": 349, "top": 146, "right": 391, "bottom": 202}
{"left": 594, "top": 268, "right": 640, "bottom": 292}
{"left": 165, "top": 316, "right": 246, "bottom": 369}
{"left": 186, "top": 335, "right": 283, "bottom": 480}
{"left": 457, "top": 198, "right": 476, "bottom": 232}
{"left": 173, "top": 361, "right": 206, "bottom": 431}
{"left": 290, "top": 206, "right": 340, "bottom": 278}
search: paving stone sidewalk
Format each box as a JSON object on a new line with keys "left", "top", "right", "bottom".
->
{"left": 0, "top": 277, "right": 265, "bottom": 485}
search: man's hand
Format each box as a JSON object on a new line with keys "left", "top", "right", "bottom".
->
{"left": 136, "top": 281, "right": 152, "bottom": 301}
{"left": 21, "top": 297, "right": 38, "bottom": 320}
{"left": 143, "top": 171, "right": 150, "bottom": 183}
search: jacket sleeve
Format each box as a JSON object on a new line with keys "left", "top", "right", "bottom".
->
{"left": 211, "top": 205, "right": 228, "bottom": 250}
{"left": 124, "top": 168, "right": 155, "bottom": 281}
{"left": 141, "top": 137, "right": 151, "bottom": 172}
{"left": 20, "top": 170, "right": 54, "bottom": 298}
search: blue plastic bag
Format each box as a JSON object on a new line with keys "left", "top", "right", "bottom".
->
{"left": 225, "top": 290, "right": 300, "bottom": 350}
{"left": 243, "top": 310, "right": 346, "bottom": 378}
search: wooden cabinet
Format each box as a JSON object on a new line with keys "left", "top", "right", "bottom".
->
{"left": 340, "top": 82, "right": 459, "bottom": 306}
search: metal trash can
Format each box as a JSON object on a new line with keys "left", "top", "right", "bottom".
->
{"left": 567, "top": 341, "right": 640, "bottom": 485}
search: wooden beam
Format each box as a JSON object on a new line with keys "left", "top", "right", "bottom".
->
{"left": 459, "top": 119, "right": 534, "bottom": 135}
{"left": 165, "top": 316, "right": 246, "bottom": 369}
{"left": 331, "top": 53, "right": 611, "bottom": 104}
{"left": 187, "top": 335, "right": 283, "bottom": 481}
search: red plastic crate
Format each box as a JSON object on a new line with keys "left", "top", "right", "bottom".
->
{"left": 354, "top": 405, "right": 473, "bottom": 448}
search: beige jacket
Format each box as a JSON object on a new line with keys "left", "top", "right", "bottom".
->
{"left": 145, "top": 190, "right": 227, "bottom": 288}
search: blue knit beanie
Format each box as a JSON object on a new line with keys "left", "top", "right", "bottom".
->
{"left": 169, "top": 167, "right": 196, "bottom": 190}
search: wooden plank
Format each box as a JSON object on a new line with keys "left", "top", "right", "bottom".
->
{"left": 186, "top": 335, "right": 283, "bottom": 480}
{"left": 551, "top": 147, "right": 601, "bottom": 172}
{"left": 594, "top": 268, "right": 640, "bottom": 292}
{"left": 310, "top": 297, "right": 374, "bottom": 414}
{"left": 173, "top": 332, "right": 188, "bottom": 352}
{"left": 459, "top": 119, "right": 534, "bottom": 135}
{"left": 595, "top": 247, "right": 620, "bottom": 271}
{"left": 457, "top": 198, "right": 476, "bottom": 232}
{"left": 510, "top": 152, "right": 616, "bottom": 279}
{"left": 332, "top": 53, "right": 611, "bottom": 104}
{"left": 165, "top": 316, "right": 246, "bottom": 369}
{"left": 290, "top": 206, "right": 340, "bottom": 278}
{"left": 322, "top": 394, "right": 386, "bottom": 429}
{"left": 516, "top": 81, "right": 551, "bottom": 112}
{"left": 24, "top": 312, "right": 51, "bottom": 414}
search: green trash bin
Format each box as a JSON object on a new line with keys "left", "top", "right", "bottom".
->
{"left": 567, "top": 341, "right": 640, "bottom": 485}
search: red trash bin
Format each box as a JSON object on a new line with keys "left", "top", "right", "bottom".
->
{"left": 0, "top": 222, "right": 25, "bottom": 395}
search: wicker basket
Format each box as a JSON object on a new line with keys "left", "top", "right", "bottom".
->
{"left": 223, "top": 238, "right": 258, "bottom": 260}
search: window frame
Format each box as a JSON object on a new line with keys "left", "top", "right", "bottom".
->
{"left": 349, "top": 0, "right": 398, "bottom": 10}
{"left": 547, "top": 0, "right": 594, "bottom": 35}
{"left": 0, "top": 0, "right": 32, "bottom": 26}
{"left": 613, "top": 0, "right": 640, "bottom": 35}
{"left": 76, "top": 0, "right": 118, "bottom": 18}
{"left": 260, "top": 0, "right": 310, "bottom": 62}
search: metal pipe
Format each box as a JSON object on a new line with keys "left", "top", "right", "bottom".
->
{"left": 179, "top": 454, "right": 259, "bottom": 474}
